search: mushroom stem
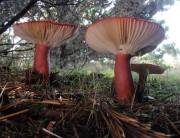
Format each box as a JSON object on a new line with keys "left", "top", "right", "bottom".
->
{"left": 114, "top": 53, "right": 135, "bottom": 102}
{"left": 34, "top": 43, "right": 50, "bottom": 80}
{"left": 136, "top": 73, "right": 148, "bottom": 102}
{"left": 139, "top": 73, "right": 148, "bottom": 84}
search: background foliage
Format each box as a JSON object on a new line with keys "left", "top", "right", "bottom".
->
{"left": 0, "top": 0, "right": 179, "bottom": 71}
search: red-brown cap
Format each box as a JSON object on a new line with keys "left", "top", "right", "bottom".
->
{"left": 85, "top": 16, "right": 165, "bottom": 56}
{"left": 13, "top": 21, "right": 79, "bottom": 47}
{"left": 131, "top": 63, "right": 166, "bottom": 75}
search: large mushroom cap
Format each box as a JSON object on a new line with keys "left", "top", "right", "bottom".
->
{"left": 131, "top": 63, "right": 166, "bottom": 75}
{"left": 13, "top": 21, "right": 79, "bottom": 47}
{"left": 85, "top": 16, "right": 165, "bottom": 56}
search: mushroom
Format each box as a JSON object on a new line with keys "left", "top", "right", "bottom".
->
{"left": 85, "top": 17, "right": 165, "bottom": 102}
{"left": 13, "top": 21, "right": 79, "bottom": 80}
{"left": 131, "top": 63, "right": 166, "bottom": 102}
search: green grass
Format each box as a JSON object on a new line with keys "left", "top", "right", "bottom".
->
{"left": 4, "top": 63, "right": 180, "bottom": 101}
{"left": 143, "top": 69, "right": 180, "bottom": 101}
{"left": 56, "top": 68, "right": 114, "bottom": 94}
{"left": 69, "top": 68, "right": 180, "bottom": 101}
{"left": 59, "top": 66, "right": 180, "bottom": 101}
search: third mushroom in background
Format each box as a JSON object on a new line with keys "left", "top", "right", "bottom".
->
{"left": 131, "top": 63, "right": 166, "bottom": 102}
{"left": 85, "top": 16, "right": 165, "bottom": 103}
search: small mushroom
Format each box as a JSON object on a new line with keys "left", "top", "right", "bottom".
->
{"left": 85, "top": 16, "right": 165, "bottom": 102}
{"left": 13, "top": 21, "right": 79, "bottom": 80}
{"left": 131, "top": 63, "right": 166, "bottom": 102}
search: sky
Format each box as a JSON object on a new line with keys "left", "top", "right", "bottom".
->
{"left": 154, "top": 0, "right": 180, "bottom": 49}
{"left": 153, "top": 0, "right": 180, "bottom": 65}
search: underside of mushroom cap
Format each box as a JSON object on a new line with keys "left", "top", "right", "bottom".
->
{"left": 131, "top": 63, "right": 166, "bottom": 75}
{"left": 13, "top": 21, "right": 79, "bottom": 47}
{"left": 85, "top": 16, "right": 165, "bottom": 56}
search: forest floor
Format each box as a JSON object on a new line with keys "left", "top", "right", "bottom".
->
{"left": 0, "top": 68, "right": 180, "bottom": 138}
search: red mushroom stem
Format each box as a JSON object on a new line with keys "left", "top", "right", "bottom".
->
{"left": 114, "top": 53, "right": 135, "bottom": 102}
{"left": 34, "top": 43, "right": 50, "bottom": 80}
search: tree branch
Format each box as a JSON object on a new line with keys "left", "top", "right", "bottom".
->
{"left": 0, "top": 42, "right": 32, "bottom": 46}
{"left": 7, "top": 48, "right": 34, "bottom": 53}
{"left": 41, "top": 0, "right": 84, "bottom": 6}
{"left": 0, "top": 0, "right": 38, "bottom": 35}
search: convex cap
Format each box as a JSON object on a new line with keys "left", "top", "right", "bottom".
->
{"left": 131, "top": 63, "right": 166, "bottom": 75}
